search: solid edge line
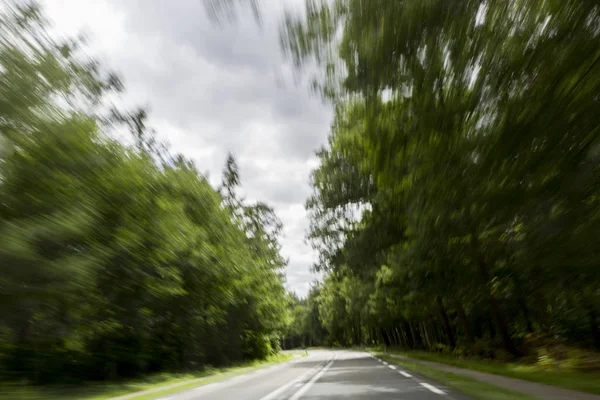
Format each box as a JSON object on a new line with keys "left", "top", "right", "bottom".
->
{"left": 289, "top": 358, "right": 335, "bottom": 400}
{"left": 420, "top": 382, "right": 446, "bottom": 395}
{"left": 381, "top": 357, "right": 448, "bottom": 397}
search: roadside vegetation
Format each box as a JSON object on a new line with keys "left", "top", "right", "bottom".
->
{"left": 378, "top": 354, "right": 539, "bottom": 400}
{"left": 2, "top": 0, "right": 600, "bottom": 398}
{"left": 384, "top": 349, "right": 600, "bottom": 395}
{"left": 0, "top": 0, "right": 292, "bottom": 390}
{"left": 282, "top": 0, "right": 600, "bottom": 395}
{"left": 0, "top": 353, "right": 294, "bottom": 400}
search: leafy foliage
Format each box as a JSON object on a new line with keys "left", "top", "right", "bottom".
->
{"left": 0, "top": 1, "right": 289, "bottom": 383}
{"left": 282, "top": 0, "right": 600, "bottom": 361}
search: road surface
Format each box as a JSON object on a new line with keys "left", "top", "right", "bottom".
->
{"left": 157, "top": 350, "right": 471, "bottom": 399}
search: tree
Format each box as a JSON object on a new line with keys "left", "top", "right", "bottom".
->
{"left": 0, "top": 1, "right": 289, "bottom": 383}
{"left": 283, "top": 0, "right": 600, "bottom": 358}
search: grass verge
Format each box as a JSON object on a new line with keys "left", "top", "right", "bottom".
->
{"left": 377, "top": 354, "right": 539, "bottom": 400}
{"left": 386, "top": 349, "right": 600, "bottom": 395}
{"left": 0, "top": 352, "right": 297, "bottom": 400}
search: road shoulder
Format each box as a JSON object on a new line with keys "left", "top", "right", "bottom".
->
{"left": 377, "top": 353, "right": 539, "bottom": 400}
{"left": 382, "top": 353, "right": 600, "bottom": 400}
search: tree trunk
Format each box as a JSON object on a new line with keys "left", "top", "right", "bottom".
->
{"left": 395, "top": 326, "right": 406, "bottom": 347}
{"left": 401, "top": 327, "right": 410, "bottom": 348}
{"left": 391, "top": 327, "right": 400, "bottom": 346}
{"left": 488, "top": 311, "right": 496, "bottom": 338}
{"left": 410, "top": 321, "right": 424, "bottom": 348}
{"left": 179, "top": 311, "right": 193, "bottom": 369}
{"left": 385, "top": 329, "right": 392, "bottom": 346}
{"left": 403, "top": 321, "right": 415, "bottom": 348}
{"left": 534, "top": 289, "right": 549, "bottom": 330}
{"left": 512, "top": 276, "right": 534, "bottom": 333}
{"left": 358, "top": 323, "right": 363, "bottom": 345}
{"left": 456, "top": 302, "right": 474, "bottom": 344}
{"left": 380, "top": 328, "right": 391, "bottom": 347}
{"left": 518, "top": 296, "right": 534, "bottom": 334}
{"left": 488, "top": 281, "right": 518, "bottom": 355}
{"left": 421, "top": 321, "right": 432, "bottom": 349}
{"left": 472, "top": 236, "right": 519, "bottom": 357}
{"left": 436, "top": 296, "right": 456, "bottom": 348}
{"left": 530, "top": 267, "right": 549, "bottom": 330}
{"left": 428, "top": 314, "right": 440, "bottom": 344}
{"left": 374, "top": 327, "right": 378, "bottom": 345}
{"left": 478, "top": 259, "right": 518, "bottom": 356}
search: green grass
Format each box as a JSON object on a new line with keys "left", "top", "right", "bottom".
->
{"left": 0, "top": 353, "right": 297, "bottom": 400}
{"left": 385, "top": 349, "right": 600, "bottom": 395}
{"left": 377, "top": 354, "right": 539, "bottom": 400}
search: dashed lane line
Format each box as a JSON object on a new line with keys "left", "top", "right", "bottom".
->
{"left": 372, "top": 356, "right": 446, "bottom": 396}
{"left": 420, "top": 382, "right": 446, "bottom": 395}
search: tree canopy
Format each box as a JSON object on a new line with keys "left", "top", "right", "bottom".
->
{"left": 281, "top": 0, "right": 600, "bottom": 360}
{"left": 0, "top": 2, "right": 290, "bottom": 383}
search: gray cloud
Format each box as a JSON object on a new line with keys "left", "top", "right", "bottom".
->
{"left": 99, "top": 0, "right": 331, "bottom": 162}
{"left": 42, "top": 0, "right": 331, "bottom": 296}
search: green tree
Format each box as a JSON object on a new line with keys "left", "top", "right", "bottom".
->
{"left": 0, "top": 1, "right": 290, "bottom": 383}
{"left": 284, "top": 0, "right": 600, "bottom": 358}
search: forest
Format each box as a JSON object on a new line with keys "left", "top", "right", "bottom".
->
{"left": 283, "top": 0, "right": 600, "bottom": 363}
{"left": 0, "top": 3, "right": 290, "bottom": 383}
{"left": 2, "top": 0, "right": 600, "bottom": 389}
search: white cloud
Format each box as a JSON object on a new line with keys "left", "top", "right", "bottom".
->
{"left": 41, "top": 0, "right": 331, "bottom": 296}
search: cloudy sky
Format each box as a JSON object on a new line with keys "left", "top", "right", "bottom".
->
{"left": 41, "top": 0, "right": 331, "bottom": 296}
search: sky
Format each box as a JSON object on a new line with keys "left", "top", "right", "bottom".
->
{"left": 40, "top": 0, "right": 331, "bottom": 297}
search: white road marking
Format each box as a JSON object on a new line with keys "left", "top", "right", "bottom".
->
{"left": 156, "top": 397, "right": 173, "bottom": 400}
{"left": 388, "top": 365, "right": 397, "bottom": 370}
{"left": 383, "top": 361, "right": 388, "bottom": 365}
{"left": 420, "top": 382, "right": 446, "bottom": 395}
{"left": 259, "top": 359, "right": 329, "bottom": 400}
{"left": 399, "top": 371, "right": 412, "bottom": 378}
{"left": 289, "top": 358, "right": 335, "bottom": 400}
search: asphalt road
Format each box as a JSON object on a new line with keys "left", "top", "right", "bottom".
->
{"left": 158, "top": 350, "right": 472, "bottom": 399}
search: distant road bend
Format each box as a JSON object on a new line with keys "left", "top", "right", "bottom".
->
{"left": 158, "top": 350, "right": 469, "bottom": 399}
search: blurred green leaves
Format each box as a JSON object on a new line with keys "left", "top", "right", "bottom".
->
{"left": 0, "top": 1, "right": 289, "bottom": 383}
{"left": 285, "top": 0, "right": 600, "bottom": 355}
